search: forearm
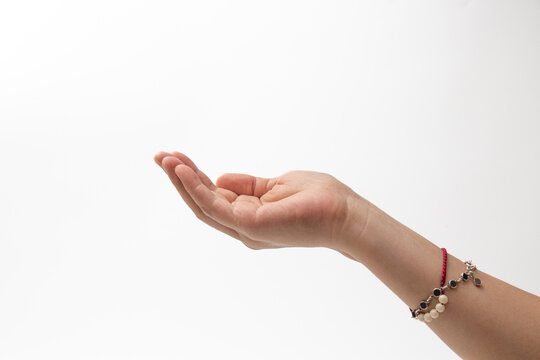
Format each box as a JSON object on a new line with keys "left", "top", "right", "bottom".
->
{"left": 339, "top": 196, "right": 540, "bottom": 359}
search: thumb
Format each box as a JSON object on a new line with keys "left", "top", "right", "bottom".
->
{"left": 216, "top": 173, "right": 273, "bottom": 197}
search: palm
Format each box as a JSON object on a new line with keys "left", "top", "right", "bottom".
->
{"left": 155, "top": 152, "right": 355, "bottom": 251}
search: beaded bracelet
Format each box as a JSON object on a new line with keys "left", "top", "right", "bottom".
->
{"left": 409, "top": 248, "right": 447, "bottom": 314}
{"left": 411, "top": 260, "right": 482, "bottom": 323}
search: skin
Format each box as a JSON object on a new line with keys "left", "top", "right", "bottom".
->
{"left": 154, "top": 151, "right": 540, "bottom": 359}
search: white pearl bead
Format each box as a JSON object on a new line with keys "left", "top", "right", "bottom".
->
{"left": 436, "top": 303, "right": 446, "bottom": 313}
{"left": 430, "top": 309, "right": 439, "bottom": 319}
{"left": 424, "top": 313, "right": 432, "bottom": 323}
{"left": 417, "top": 313, "right": 425, "bottom": 322}
{"left": 438, "top": 294, "right": 448, "bottom": 304}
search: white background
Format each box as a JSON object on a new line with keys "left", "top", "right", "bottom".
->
{"left": 1, "top": 1, "right": 539, "bottom": 359}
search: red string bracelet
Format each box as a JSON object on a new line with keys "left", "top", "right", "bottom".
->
{"left": 440, "top": 247, "right": 448, "bottom": 292}
{"left": 409, "top": 247, "right": 447, "bottom": 314}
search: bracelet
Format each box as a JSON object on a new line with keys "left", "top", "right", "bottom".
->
{"left": 410, "top": 259, "right": 482, "bottom": 323}
{"left": 409, "top": 248, "right": 447, "bottom": 314}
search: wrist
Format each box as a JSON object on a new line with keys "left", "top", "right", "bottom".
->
{"left": 335, "top": 193, "right": 374, "bottom": 262}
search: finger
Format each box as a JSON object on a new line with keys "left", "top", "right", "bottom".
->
{"left": 154, "top": 151, "right": 170, "bottom": 167}
{"left": 216, "top": 173, "right": 275, "bottom": 197}
{"left": 156, "top": 152, "right": 237, "bottom": 202}
{"left": 160, "top": 156, "right": 240, "bottom": 239}
{"left": 154, "top": 151, "right": 216, "bottom": 190}
{"left": 170, "top": 151, "right": 216, "bottom": 190}
{"left": 175, "top": 164, "right": 239, "bottom": 230}
{"left": 157, "top": 154, "right": 274, "bottom": 248}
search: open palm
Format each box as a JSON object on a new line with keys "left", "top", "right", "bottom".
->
{"left": 154, "top": 151, "right": 363, "bottom": 253}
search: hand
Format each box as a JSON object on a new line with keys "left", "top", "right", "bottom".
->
{"left": 154, "top": 151, "right": 368, "bottom": 255}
